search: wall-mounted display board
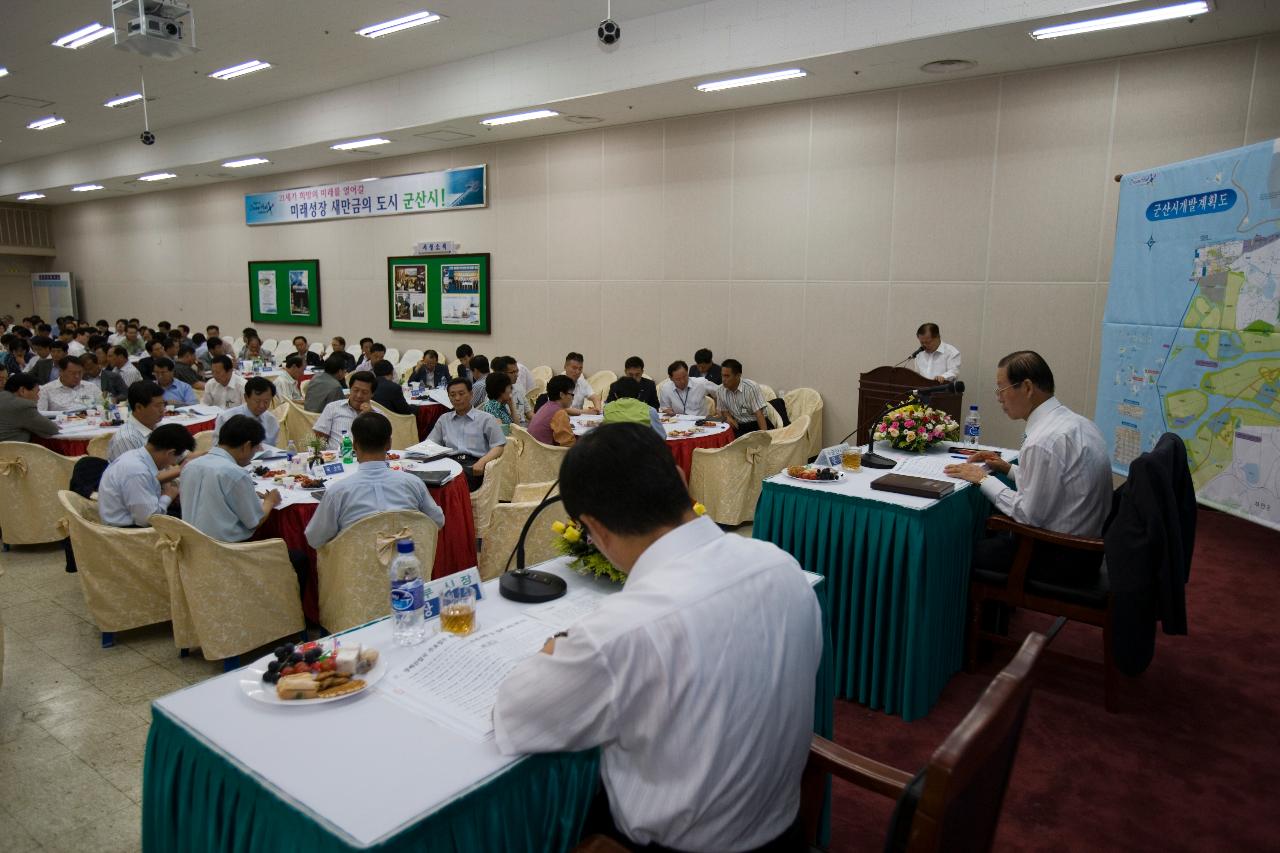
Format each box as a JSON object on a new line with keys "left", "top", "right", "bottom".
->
{"left": 386, "top": 253, "right": 490, "bottom": 334}
{"left": 248, "top": 259, "right": 322, "bottom": 326}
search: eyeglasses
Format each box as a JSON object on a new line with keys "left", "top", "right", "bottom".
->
{"left": 994, "top": 380, "right": 1022, "bottom": 397}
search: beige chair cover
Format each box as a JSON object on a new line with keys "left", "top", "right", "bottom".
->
{"left": 531, "top": 365, "right": 553, "bottom": 384}
{"left": 477, "top": 493, "right": 566, "bottom": 581}
{"left": 0, "top": 441, "right": 77, "bottom": 545}
{"left": 688, "top": 431, "right": 772, "bottom": 526}
{"left": 315, "top": 510, "right": 440, "bottom": 634}
{"left": 511, "top": 481, "right": 559, "bottom": 503}
{"left": 762, "top": 421, "right": 811, "bottom": 479}
{"left": 586, "top": 370, "right": 616, "bottom": 405}
{"left": 285, "top": 404, "right": 322, "bottom": 448}
{"left": 784, "top": 387, "right": 824, "bottom": 460}
{"left": 149, "top": 515, "right": 304, "bottom": 661}
{"left": 194, "top": 430, "right": 216, "bottom": 454}
{"left": 471, "top": 450, "right": 506, "bottom": 537}
{"left": 86, "top": 433, "right": 113, "bottom": 460}
{"left": 766, "top": 413, "right": 810, "bottom": 444}
{"left": 510, "top": 425, "right": 568, "bottom": 487}
{"left": 370, "top": 402, "right": 420, "bottom": 450}
{"left": 57, "top": 491, "right": 170, "bottom": 634}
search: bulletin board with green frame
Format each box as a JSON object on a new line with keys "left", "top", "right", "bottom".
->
{"left": 386, "top": 253, "right": 490, "bottom": 334}
{"left": 248, "top": 259, "right": 322, "bottom": 326}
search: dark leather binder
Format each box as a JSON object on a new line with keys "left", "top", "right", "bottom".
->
{"left": 870, "top": 473, "right": 955, "bottom": 499}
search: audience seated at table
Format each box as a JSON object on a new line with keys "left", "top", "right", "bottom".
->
{"left": 603, "top": 377, "right": 664, "bottom": 437}
{"left": 119, "top": 324, "right": 146, "bottom": 357}
{"left": 328, "top": 336, "right": 357, "bottom": 373}
{"left": 490, "top": 357, "right": 529, "bottom": 425}
{"left": 274, "top": 354, "right": 306, "bottom": 402}
{"left": 108, "top": 381, "right": 168, "bottom": 462}
{"left": 453, "top": 344, "right": 474, "bottom": 381}
{"left": 136, "top": 339, "right": 168, "bottom": 382}
{"left": 689, "top": 347, "right": 723, "bottom": 385}
{"left": 213, "top": 377, "right": 281, "bottom": 448}
{"left": 153, "top": 358, "right": 198, "bottom": 406}
{"left": 107, "top": 345, "right": 143, "bottom": 387}
{"left": 306, "top": 353, "right": 349, "bottom": 413}
{"left": 235, "top": 328, "right": 258, "bottom": 360}
{"left": 181, "top": 414, "right": 282, "bottom": 542}
{"left": 202, "top": 355, "right": 247, "bottom": 409}
{"left": 479, "top": 371, "right": 516, "bottom": 431}
{"left": 38, "top": 357, "right": 99, "bottom": 411}
{"left": 98, "top": 423, "right": 194, "bottom": 527}
{"left": 605, "top": 356, "right": 659, "bottom": 408}
{"left": 659, "top": 359, "right": 714, "bottom": 417}
{"left": 173, "top": 345, "right": 204, "bottom": 387}
{"left": 82, "top": 352, "right": 125, "bottom": 403}
{"left": 355, "top": 342, "right": 396, "bottom": 381}
{"left": 407, "top": 348, "right": 450, "bottom": 389}
{"left": 291, "top": 335, "right": 323, "bottom": 369}
{"left": 563, "top": 351, "right": 600, "bottom": 416}
{"left": 713, "top": 359, "right": 769, "bottom": 435}
{"left": 198, "top": 336, "right": 227, "bottom": 373}
{"left": 527, "top": 374, "right": 576, "bottom": 447}
{"left": 242, "top": 334, "right": 276, "bottom": 366}
{"left": 493, "top": 423, "right": 821, "bottom": 852}
{"left": 427, "top": 377, "right": 506, "bottom": 490}
{"left": 0, "top": 373, "right": 60, "bottom": 443}
{"left": 304, "top": 411, "right": 444, "bottom": 549}
{"left": 27, "top": 337, "right": 58, "bottom": 384}
{"left": 315, "top": 370, "right": 375, "bottom": 451}
{"left": 468, "top": 355, "right": 491, "bottom": 407}
{"left": 3, "top": 336, "right": 30, "bottom": 374}
{"left": 371, "top": 359, "right": 412, "bottom": 415}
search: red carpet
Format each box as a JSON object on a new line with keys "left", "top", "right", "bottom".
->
{"left": 826, "top": 508, "right": 1280, "bottom": 852}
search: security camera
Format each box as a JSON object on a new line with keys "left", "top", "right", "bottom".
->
{"left": 140, "top": 130, "right": 156, "bottom": 145}
{"left": 597, "top": 18, "right": 621, "bottom": 45}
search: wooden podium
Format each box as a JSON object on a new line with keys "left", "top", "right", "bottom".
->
{"left": 856, "top": 366, "right": 964, "bottom": 445}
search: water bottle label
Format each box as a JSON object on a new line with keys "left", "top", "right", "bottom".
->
{"left": 391, "top": 579, "right": 424, "bottom": 612}
{"left": 964, "top": 423, "right": 980, "bottom": 438}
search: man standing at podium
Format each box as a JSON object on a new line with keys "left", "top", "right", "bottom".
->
{"left": 913, "top": 322, "right": 961, "bottom": 383}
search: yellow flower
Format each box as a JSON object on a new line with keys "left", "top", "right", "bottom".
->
{"left": 551, "top": 520, "right": 566, "bottom": 534}
{"left": 693, "top": 502, "right": 706, "bottom": 516}
{"left": 563, "top": 526, "right": 582, "bottom": 543}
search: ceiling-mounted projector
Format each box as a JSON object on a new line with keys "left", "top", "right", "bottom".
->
{"left": 111, "top": 0, "right": 199, "bottom": 59}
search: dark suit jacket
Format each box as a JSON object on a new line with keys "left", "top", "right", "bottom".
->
{"left": 1104, "top": 432, "right": 1196, "bottom": 676}
{"left": 408, "top": 363, "right": 451, "bottom": 388}
{"left": 0, "top": 390, "right": 60, "bottom": 442}
{"left": 299, "top": 350, "right": 323, "bottom": 369}
{"left": 332, "top": 351, "right": 357, "bottom": 373}
{"left": 136, "top": 356, "right": 157, "bottom": 381}
{"left": 605, "top": 377, "right": 659, "bottom": 409}
{"left": 30, "top": 357, "right": 55, "bottom": 385}
{"left": 373, "top": 377, "right": 412, "bottom": 415}
{"left": 95, "top": 370, "right": 129, "bottom": 402}
{"left": 689, "top": 362, "right": 722, "bottom": 385}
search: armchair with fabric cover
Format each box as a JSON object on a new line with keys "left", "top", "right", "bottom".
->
{"left": 0, "top": 441, "right": 78, "bottom": 546}
{"left": 471, "top": 450, "right": 507, "bottom": 540}
{"left": 765, "top": 413, "right": 809, "bottom": 444}
{"left": 57, "top": 491, "right": 168, "bottom": 647}
{"left": 531, "top": 365, "right": 553, "bottom": 384}
{"left": 86, "top": 433, "right": 113, "bottom": 460}
{"left": 370, "top": 402, "right": 420, "bottom": 450}
{"left": 284, "top": 403, "right": 322, "bottom": 448}
{"left": 762, "top": 416, "right": 811, "bottom": 477}
{"left": 315, "top": 510, "right": 440, "bottom": 634}
{"left": 193, "top": 430, "right": 216, "bottom": 454}
{"left": 477, "top": 487, "right": 565, "bottom": 581}
{"left": 784, "top": 387, "right": 824, "bottom": 460}
{"left": 510, "top": 425, "right": 569, "bottom": 488}
{"left": 688, "top": 431, "right": 772, "bottom": 526}
{"left": 272, "top": 398, "right": 291, "bottom": 425}
{"left": 149, "top": 515, "right": 304, "bottom": 665}
{"left": 383, "top": 347, "right": 400, "bottom": 366}
{"left": 586, "top": 370, "right": 616, "bottom": 406}
{"left": 399, "top": 349, "right": 424, "bottom": 372}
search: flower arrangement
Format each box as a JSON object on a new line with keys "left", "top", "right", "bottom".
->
{"left": 552, "top": 503, "right": 707, "bottom": 585}
{"left": 873, "top": 400, "right": 960, "bottom": 453}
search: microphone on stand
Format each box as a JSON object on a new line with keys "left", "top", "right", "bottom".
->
{"left": 499, "top": 480, "right": 569, "bottom": 603}
{"left": 913, "top": 379, "right": 965, "bottom": 401}
{"left": 894, "top": 346, "right": 925, "bottom": 367}
{"left": 836, "top": 398, "right": 907, "bottom": 470}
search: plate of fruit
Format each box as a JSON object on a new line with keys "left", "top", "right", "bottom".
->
{"left": 240, "top": 640, "right": 384, "bottom": 706}
{"left": 785, "top": 465, "right": 845, "bottom": 483}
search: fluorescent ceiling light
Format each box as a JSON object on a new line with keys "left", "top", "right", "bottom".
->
{"left": 138, "top": 172, "right": 177, "bottom": 182}
{"left": 53, "top": 22, "right": 113, "bottom": 49}
{"left": 104, "top": 93, "right": 144, "bottom": 108}
{"left": 27, "top": 116, "right": 66, "bottom": 130}
{"left": 331, "top": 137, "right": 391, "bottom": 151}
{"left": 1030, "top": 1, "right": 1210, "bottom": 39}
{"left": 17, "top": 193, "right": 45, "bottom": 201}
{"left": 209, "top": 60, "right": 271, "bottom": 80}
{"left": 696, "top": 68, "right": 808, "bottom": 92}
{"left": 71, "top": 184, "right": 104, "bottom": 192}
{"left": 480, "top": 109, "right": 559, "bottom": 126}
{"left": 222, "top": 157, "right": 270, "bottom": 168}
{"left": 0, "top": 67, "right": 9, "bottom": 78}
{"left": 357, "top": 11, "right": 442, "bottom": 38}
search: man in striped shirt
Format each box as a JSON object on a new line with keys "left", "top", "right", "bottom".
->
{"left": 714, "top": 358, "right": 769, "bottom": 434}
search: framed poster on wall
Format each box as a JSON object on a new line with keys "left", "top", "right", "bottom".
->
{"left": 386, "top": 253, "right": 490, "bottom": 334}
{"left": 248, "top": 259, "right": 322, "bottom": 326}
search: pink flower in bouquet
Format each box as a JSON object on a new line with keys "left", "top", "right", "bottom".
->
{"left": 904, "top": 419, "right": 915, "bottom": 428}
{"left": 933, "top": 427, "right": 944, "bottom": 438}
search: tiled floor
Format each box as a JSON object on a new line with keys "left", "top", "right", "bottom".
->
{"left": 0, "top": 544, "right": 224, "bottom": 853}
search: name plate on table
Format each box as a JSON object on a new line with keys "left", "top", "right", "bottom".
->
{"left": 870, "top": 473, "right": 955, "bottom": 500}
{"left": 322, "top": 462, "right": 346, "bottom": 476}
{"left": 819, "top": 443, "right": 850, "bottom": 467}
{"left": 421, "top": 567, "right": 483, "bottom": 619}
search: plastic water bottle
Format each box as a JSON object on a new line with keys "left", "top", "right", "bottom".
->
{"left": 964, "top": 405, "right": 981, "bottom": 447}
{"left": 340, "top": 430, "right": 354, "bottom": 464}
{"left": 389, "top": 539, "right": 426, "bottom": 646}
{"left": 285, "top": 440, "right": 297, "bottom": 465}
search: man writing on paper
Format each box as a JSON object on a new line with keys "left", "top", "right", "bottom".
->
{"left": 494, "top": 423, "right": 821, "bottom": 852}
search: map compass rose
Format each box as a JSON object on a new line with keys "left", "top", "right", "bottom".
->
{"left": 1145, "top": 234, "right": 1157, "bottom": 251}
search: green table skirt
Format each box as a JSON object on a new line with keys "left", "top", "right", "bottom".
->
{"left": 755, "top": 481, "right": 988, "bottom": 721}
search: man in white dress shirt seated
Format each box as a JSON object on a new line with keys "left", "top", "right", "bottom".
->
{"left": 273, "top": 354, "right": 306, "bottom": 402}
{"left": 304, "top": 412, "right": 444, "bottom": 549}
{"left": 98, "top": 424, "right": 195, "bottom": 527}
{"left": 658, "top": 359, "right": 714, "bottom": 417}
{"left": 107, "top": 345, "right": 143, "bottom": 388}
{"left": 201, "top": 355, "right": 247, "bottom": 409}
{"left": 426, "top": 376, "right": 506, "bottom": 491}
{"left": 494, "top": 423, "right": 821, "bottom": 852}
{"left": 563, "top": 351, "right": 601, "bottom": 415}
{"left": 213, "top": 376, "right": 281, "bottom": 448}
{"left": 314, "top": 370, "right": 375, "bottom": 451}
{"left": 945, "top": 350, "right": 1112, "bottom": 587}
{"left": 37, "top": 357, "right": 99, "bottom": 411}
{"left": 107, "top": 381, "right": 169, "bottom": 462}
{"left": 912, "top": 322, "right": 961, "bottom": 384}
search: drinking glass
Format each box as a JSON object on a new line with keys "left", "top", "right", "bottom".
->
{"left": 841, "top": 447, "right": 863, "bottom": 471}
{"left": 440, "top": 586, "right": 477, "bottom": 636}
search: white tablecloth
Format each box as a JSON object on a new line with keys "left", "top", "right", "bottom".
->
{"left": 570, "top": 413, "right": 731, "bottom": 441}
{"left": 252, "top": 443, "right": 463, "bottom": 509}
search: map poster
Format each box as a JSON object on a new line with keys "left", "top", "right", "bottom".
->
{"left": 1096, "top": 138, "right": 1280, "bottom": 532}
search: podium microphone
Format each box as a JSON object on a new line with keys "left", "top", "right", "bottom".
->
{"left": 499, "top": 480, "right": 569, "bottom": 603}
{"left": 894, "top": 346, "right": 925, "bottom": 367}
{"left": 914, "top": 379, "right": 965, "bottom": 399}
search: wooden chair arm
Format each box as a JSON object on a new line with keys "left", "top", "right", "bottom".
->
{"left": 807, "top": 735, "right": 913, "bottom": 799}
{"left": 986, "top": 514, "right": 1105, "bottom": 551}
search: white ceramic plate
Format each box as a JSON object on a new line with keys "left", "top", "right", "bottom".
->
{"left": 239, "top": 646, "right": 386, "bottom": 707}
{"left": 783, "top": 466, "right": 847, "bottom": 484}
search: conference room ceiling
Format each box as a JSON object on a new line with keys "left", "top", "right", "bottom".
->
{"left": 2, "top": 0, "right": 1279, "bottom": 202}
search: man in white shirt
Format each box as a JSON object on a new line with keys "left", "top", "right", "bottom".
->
{"left": 38, "top": 357, "right": 99, "bottom": 411}
{"left": 98, "top": 424, "right": 194, "bottom": 527}
{"left": 107, "top": 346, "right": 143, "bottom": 388}
{"left": 202, "top": 355, "right": 247, "bottom": 409}
{"left": 659, "top": 359, "right": 714, "bottom": 417}
{"left": 108, "top": 381, "right": 169, "bottom": 463}
{"left": 213, "top": 376, "right": 281, "bottom": 448}
{"left": 564, "top": 351, "right": 600, "bottom": 415}
{"left": 274, "top": 354, "right": 306, "bottom": 402}
{"left": 913, "top": 322, "right": 961, "bottom": 383}
{"left": 945, "top": 350, "right": 1112, "bottom": 585}
{"left": 314, "top": 370, "right": 375, "bottom": 451}
{"left": 494, "top": 423, "right": 820, "bottom": 852}
{"left": 714, "top": 359, "right": 769, "bottom": 434}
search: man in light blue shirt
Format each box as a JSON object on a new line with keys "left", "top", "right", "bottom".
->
{"left": 314, "top": 370, "right": 375, "bottom": 451}
{"left": 153, "top": 357, "right": 198, "bottom": 406}
{"left": 305, "top": 412, "right": 444, "bottom": 549}
{"left": 180, "top": 415, "right": 281, "bottom": 542}
{"left": 427, "top": 377, "right": 506, "bottom": 491}
{"left": 108, "top": 381, "right": 167, "bottom": 463}
{"left": 213, "top": 376, "right": 281, "bottom": 447}
{"left": 98, "top": 425, "right": 195, "bottom": 527}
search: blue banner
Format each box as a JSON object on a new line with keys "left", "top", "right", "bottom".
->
{"left": 244, "top": 165, "right": 486, "bottom": 226}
